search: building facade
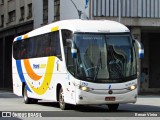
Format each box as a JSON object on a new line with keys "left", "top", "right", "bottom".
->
{"left": 0, "top": 0, "right": 33, "bottom": 89}
{"left": 90, "top": 0, "right": 160, "bottom": 94}
{"left": 0, "top": 0, "right": 160, "bottom": 94}
{"left": 33, "top": 0, "right": 160, "bottom": 94}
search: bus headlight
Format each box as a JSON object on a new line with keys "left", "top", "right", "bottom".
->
{"left": 79, "top": 85, "right": 93, "bottom": 92}
{"left": 128, "top": 85, "right": 137, "bottom": 91}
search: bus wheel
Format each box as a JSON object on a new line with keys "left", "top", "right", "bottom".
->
{"left": 59, "top": 87, "right": 68, "bottom": 110}
{"left": 23, "top": 85, "right": 38, "bottom": 104}
{"left": 107, "top": 104, "right": 119, "bottom": 111}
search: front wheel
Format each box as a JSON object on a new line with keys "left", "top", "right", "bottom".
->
{"left": 59, "top": 87, "right": 69, "bottom": 110}
{"left": 107, "top": 104, "right": 119, "bottom": 111}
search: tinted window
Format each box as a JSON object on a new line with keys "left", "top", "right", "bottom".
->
{"left": 13, "top": 31, "right": 61, "bottom": 60}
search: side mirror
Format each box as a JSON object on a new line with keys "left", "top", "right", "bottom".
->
{"left": 134, "top": 39, "right": 144, "bottom": 59}
{"left": 71, "top": 48, "right": 77, "bottom": 58}
{"left": 66, "top": 39, "right": 72, "bottom": 48}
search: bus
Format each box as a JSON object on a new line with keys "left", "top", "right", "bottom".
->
{"left": 12, "top": 19, "right": 144, "bottom": 110}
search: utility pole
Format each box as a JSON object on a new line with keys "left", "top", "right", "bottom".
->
{"left": 118, "top": 0, "right": 121, "bottom": 23}
{"left": 70, "top": 0, "right": 82, "bottom": 19}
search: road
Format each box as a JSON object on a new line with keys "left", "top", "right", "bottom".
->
{"left": 0, "top": 90, "right": 160, "bottom": 120}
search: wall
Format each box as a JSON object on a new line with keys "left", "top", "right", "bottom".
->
{"left": 32, "top": 0, "right": 43, "bottom": 28}
{"left": 48, "top": 0, "right": 54, "bottom": 23}
{"left": 93, "top": 0, "right": 160, "bottom": 18}
{"left": 60, "top": 0, "right": 89, "bottom": 20}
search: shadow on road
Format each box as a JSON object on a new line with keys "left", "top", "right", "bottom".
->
{"left": 0, "top": 92, "right": 22, "bottom": 98}
{"left": 36, "top": 101, "right": 160, "bottom": 112}
{"left": 1, "top": 91, "right": 160, "bottom": 112}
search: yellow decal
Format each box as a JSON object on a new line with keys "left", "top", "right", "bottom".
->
{"left": 51, "top": 26, "right": 59, "bottom": 32}
{"left": 27, "top": 56, "right": 55, "bottom": 95}
{"left": 23, "top": 34, "right": 28, "bottom": 39}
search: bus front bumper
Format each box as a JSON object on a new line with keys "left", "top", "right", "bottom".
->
{"left": 75, "top": 89, "right": 137, "bottom": 105}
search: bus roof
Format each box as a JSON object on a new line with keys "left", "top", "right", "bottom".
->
{"left": 14, "top": 19, "right": 130, "bottom": 41}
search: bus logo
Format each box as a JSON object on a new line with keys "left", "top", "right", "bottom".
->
{"left": 33, "top": 64, "right": 46, "bottom": 69}
{"left": 108, "top": 85, "right": 113, "bottom": 94}
{"left": 109, "top": 85, "right": 111, "bottom": 90}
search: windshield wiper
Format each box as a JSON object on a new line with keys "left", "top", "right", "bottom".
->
{"left": 114, "top": 64, "right": 125, "bottom": 81}
{"left": 94, "top": 51, "right": 102, "bottom": 81}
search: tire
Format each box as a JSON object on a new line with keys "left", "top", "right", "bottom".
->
{"left": 23, "top": 85, "right": 38, "bottom": 104}
{"left": 58, "top": 87, "right": 69, "bottom": 110}
{"left": 108, "top": 104, "right": 119, "bottom": 111}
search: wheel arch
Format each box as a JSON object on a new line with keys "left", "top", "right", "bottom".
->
{"left": 56, "top": 83, "right": 62, "bottom": 101}
{"left": 22, "top": 82, "right": 26, "bottom": 97}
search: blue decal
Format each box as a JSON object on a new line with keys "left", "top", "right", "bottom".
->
{"left": 109, "top": 85, "right": 111, "bottom": 90}
{"left": 71, "top": 48, "right": 77, "bottom": 58}
{"left": 139, "top": 52, "right": 144, "bottom": 59}
{"left": 72, "top": 53, "right": 77, "bottom": 58}
{"left": 16, "top": 60, "right": 32, "bottom": 92}
{"left": 33, "top": 64, "right": 40, "bottom": 69}
{"left": 26, "top": 84, "right": 32, "bottom": 92}
{"left": 16, "top": 36, "right": 22, "bottom": 41}
{"left": 56, "top": 60, "right": 59, "bottom": 71}
{"left": 15, "top": 36, "right": 32, "bottom": 92}
{"left": 16, "top": 60, "right": 25, "bottom": 82}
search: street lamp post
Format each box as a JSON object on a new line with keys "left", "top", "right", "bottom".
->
{"left": 70, "top": 0, "right": 82, "bottom": 19}
{"left": 118, "top": 0, "right": 121, "bottom": 23}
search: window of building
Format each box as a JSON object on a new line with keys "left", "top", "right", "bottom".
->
{"left": 19, "top": 6, "right": 24, "bottom": 21}
{"left": 0, "top": 15, "right": 4, "bottom": 27}
{"left": 27, "top": 3, "right": 32, "bottom": 19}
{"left": 8, "top": 10, "right": 16, "bottom": 23}
{"left": 54, "top": 0, "right": 60, "bottom": 21}
{"left": 43, "top": 0, "right": 48, "bottom": 25}
{"left": 0, "top": 0, "right": 4, "bottom": 5}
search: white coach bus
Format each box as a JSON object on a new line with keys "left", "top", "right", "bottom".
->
{"left": 12, "top": 19, "right": 143, "bottom": 110}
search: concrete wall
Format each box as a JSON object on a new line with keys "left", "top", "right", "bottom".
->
{"left": 32, "top": 0, "right": 43, "bottom": 29}
{"left": 93, "top": 0, "right": 160, "bottom": 18}
{"left": 33, "top": 0, "right": 90, "bottom": 28}
{"left": 0, "top": 0, "right": 33, "bottom": 29}
{"left": 48, "top": 0, "right": 54, "bottom": 23}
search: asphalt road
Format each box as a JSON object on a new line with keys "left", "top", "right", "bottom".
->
{"left": 0, "top": 90, "right": 160, "bottom": 120}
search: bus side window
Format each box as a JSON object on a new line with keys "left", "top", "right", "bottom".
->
{"left": 21, "top": 40, "right": 27, "bottom": 59}
{"left": 50, "top": 31, "right": 62, "bottom": 60}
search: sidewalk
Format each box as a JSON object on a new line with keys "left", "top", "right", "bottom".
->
{"left": 139, "top": 91, "right": 160, "bottom": 96}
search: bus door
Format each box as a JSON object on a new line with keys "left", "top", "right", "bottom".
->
{"left": 64, "top": 45, "right": 76, "bottom": 104}
{"left": 62, "top": 29, "right": 77, "bottom": 104}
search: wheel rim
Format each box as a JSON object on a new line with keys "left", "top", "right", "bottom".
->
{"left": 24, "top": 87, "right": 27, "bottom": 101}
{"left": 59, "top": 88, "right": 65, "bottom": 108}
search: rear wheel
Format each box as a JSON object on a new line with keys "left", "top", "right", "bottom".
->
{"left": 59, "top": 87, "right": 69, "bottom": 110}
{"left": 23, "top": 85, "right": 38, "bottom": 104}
{"left": 108, "top": 104, "right": 119, "bottom": 111}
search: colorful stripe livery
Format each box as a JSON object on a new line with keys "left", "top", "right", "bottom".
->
{"left": 16, "top": 35, "right": 55, "bottom": 95}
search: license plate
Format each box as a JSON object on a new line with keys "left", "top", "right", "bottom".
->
{"left": 105, "top": 97, "right": 116, "bottom": 101}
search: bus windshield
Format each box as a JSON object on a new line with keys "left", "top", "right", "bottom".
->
{"left": 74, "top": 33, "right": 136, "bottom": 83}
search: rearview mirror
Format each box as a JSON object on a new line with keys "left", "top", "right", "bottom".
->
{"left": 66, "top": 39, "right": 72, "bottom": 48}
{"left": 66, "top": 39, "right": 77, "bottom": 58}
{"left": 134, "top": 39, "right": 144, "bottom": 59}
